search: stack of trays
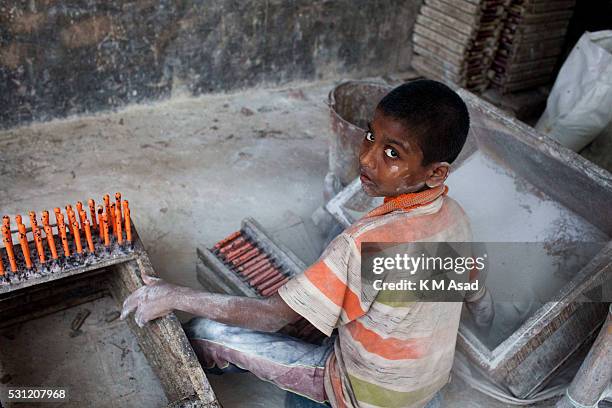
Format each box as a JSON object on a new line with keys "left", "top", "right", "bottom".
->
{"left": 489, "top": 0, "right": 575, "bottom": 93}
{"left": 412, "top": 0, "right": 508, "bottom": 92}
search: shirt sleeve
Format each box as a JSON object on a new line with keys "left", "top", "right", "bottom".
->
{"left": 278, "top": 232, "right": 372, "bottom": 336}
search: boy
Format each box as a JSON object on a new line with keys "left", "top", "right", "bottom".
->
{"left": 121, "top": 80, "right": 491, "bottom": 408}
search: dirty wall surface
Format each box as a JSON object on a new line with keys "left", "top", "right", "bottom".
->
{"left": 0, "top": 0, "right": 420, "bottom": 129}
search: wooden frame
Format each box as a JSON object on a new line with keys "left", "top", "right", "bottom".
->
{"left": 0, "top": 227, "right": 221, "bottom": 408}
{"left": 196, "top": 217, "right": 306, "bottom": 297}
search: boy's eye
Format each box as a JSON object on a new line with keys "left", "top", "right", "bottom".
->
{"left": 384, "top": 148, "right": 398, "bottom": 158}
{"left": 365, "top": 131, "right": 374, "bottom": 142}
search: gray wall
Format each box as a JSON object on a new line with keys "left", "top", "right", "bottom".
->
{"left": 0, "top": 0, "right": 420, "bottom": 129}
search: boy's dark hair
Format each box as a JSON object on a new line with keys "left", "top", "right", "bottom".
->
{"left": 377, "top": 80, "right": 470, "bottom": 165}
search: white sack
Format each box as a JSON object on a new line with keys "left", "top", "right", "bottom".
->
{"left": 536, "top": 31, "right": 612, "bottom": 151}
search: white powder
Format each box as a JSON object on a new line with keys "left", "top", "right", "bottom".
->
{"left": 448, "top": 152, "right": 607, "bottom": 349}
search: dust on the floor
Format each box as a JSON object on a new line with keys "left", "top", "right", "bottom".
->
{"left": 0, "top": 81, "right": 332, "bottom": 291}
{"left": 0, "top": 296, "right": 168, "bottom": 407}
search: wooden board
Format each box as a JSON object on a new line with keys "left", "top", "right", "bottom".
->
{"left": 413, "top": 36, "right": 466, "bottom": 66}
{"left": 414, "top": 22, "right": 470, "bottom": 55}
{"left": 491, "top": 57, "right": 558, "bottom": 74}
{"left": 414, "top": 45, "right": 465, "bottom": 76}
{"left": 420, "top": 5, "right": 477, "bottom": 36}
{"left": 416, "top": 14, "right": 472, "bottom": 45}
{"left": 412, "top": 55, "right": 465, "bottom": 85}
{"left": 426, "top": 0, "right": 481, "bottom": 25}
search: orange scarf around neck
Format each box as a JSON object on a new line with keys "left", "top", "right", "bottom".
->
{"left": 364, "top": 185, "right": 448, "bottom": 218}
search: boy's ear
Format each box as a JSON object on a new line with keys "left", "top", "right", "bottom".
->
{"left": 425, "top": 162, "right": 450, "bottom": 188}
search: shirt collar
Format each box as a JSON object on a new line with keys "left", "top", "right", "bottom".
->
{"left": 364, "top": 185, "right": 448, "bottom": 218}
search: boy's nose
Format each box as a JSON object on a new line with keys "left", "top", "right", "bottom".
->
{"left": 360, "top": 146, "right": 377, "bottom": 170}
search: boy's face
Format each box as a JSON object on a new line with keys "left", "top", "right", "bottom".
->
{"left": 358, "top": 108, "right": 449, "bottom": 197}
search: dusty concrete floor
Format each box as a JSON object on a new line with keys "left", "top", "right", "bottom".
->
{"left": 0, "top": 83, "right": 331, "bottom": 289}
{"left": 0, "top": 298, "right": 169, "bottom": 407}
{"left": 0, "top": 79, "right": 597, "bottom": 407}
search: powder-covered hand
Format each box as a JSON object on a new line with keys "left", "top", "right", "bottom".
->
{"left": 120, "top": 273, "right": 180, "bottom": 327}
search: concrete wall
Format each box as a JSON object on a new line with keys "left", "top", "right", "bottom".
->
{"left": 0, "top": 0, "right": 420, "bottom": 129}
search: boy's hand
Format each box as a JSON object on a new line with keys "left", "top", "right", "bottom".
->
{"left": 120, "top": 273, "right": 180, "bottom": 327}
{"left": 465, "top": 287, "right": 495, "bottom": 330}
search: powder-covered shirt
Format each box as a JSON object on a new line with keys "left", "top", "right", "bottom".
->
{"left": 278, "top": 192, "right": 472, "bottom": 408}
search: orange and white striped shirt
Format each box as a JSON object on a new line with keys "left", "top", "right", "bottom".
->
{"left": 279, "top": 187, "right": 472, "bottom": 408}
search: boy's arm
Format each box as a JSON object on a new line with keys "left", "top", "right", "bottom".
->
{"left": 465, "top": 286, "right": 494, "bottom": 329}
{"left": 120, "top": 273, "right": 302, "bottom": 332}
{"left": 464, "top": 260, "right": 495, "bottom": 329}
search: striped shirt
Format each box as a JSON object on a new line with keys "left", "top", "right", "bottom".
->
{"left": 278, "top": 191, "right": 472, "bottom": 408}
